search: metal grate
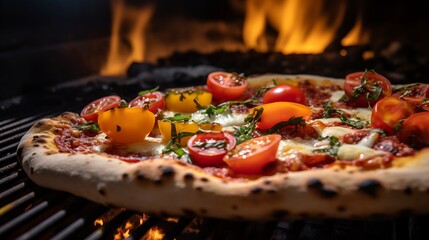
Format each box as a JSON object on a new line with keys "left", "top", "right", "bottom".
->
{"left": 1, "top": 72, "right": 428, "bottom": 240}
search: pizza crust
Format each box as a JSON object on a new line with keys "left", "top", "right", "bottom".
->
{"left": 17, "top": 75, "right": 429, "bottom": 220}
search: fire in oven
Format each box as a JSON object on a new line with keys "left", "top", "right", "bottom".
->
{"left": 1, "top": 0, "right": 429, "bottom": 239}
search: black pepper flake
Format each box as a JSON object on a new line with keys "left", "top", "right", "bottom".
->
{"left": 404, "top": 187, "right": 413, "bottom": 195}
{"left": 116, "top": 125, "right": 121, "bottom": 132}
{"left": 184, "top": 173, "right": 195, "bottom": 181}
{"left": 320, "top": 187, "right": 337, "bottom": 198}
{"left": 358, "top": 179, "right": 381, "bottom": 197}
{"left": 200, "top": 177, "right": 209, "bottom": 182}
{"left": 307, "top": 178, "right": 323, "bottom": 189}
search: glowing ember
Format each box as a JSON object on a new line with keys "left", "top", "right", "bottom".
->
{"left": 94, "top": 218, "right": 104, "bottom": 226}
{"left": 142, "top": 226, "right": 165, "bottom": 240}
{"left": 243, "top": 0, "right": 369, "bottom": 54}
{"left": 101, "top": 0, "right": 154, "bottom": 76}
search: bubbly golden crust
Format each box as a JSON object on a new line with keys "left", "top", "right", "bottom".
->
{"left": 18, "top": 75, "right": 429, "bottom": 220}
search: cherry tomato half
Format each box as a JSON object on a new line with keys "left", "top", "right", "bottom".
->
{"left": 398, "top": 112, "right": 429, "bottom": 149}
{"left": 98, "top": 108, "right": 155, "bottom": 144}
{"left": 371, "top": 96, "right": 414, "bottom": 134}
{"left": 129, "top": 91, "right": 165, "bottom": 114}
{"left": 223, "top": 134, "right": 281, "bottom": 174}
{"left": 206, "top": 72, "right": 248, "bottom": 101}
{"left": 80, "top": 95, "right": 121, "bottom": 122}
{"left": 187, "top": 132, "right": 236, "bottom": 167}
{"left": 263, "top": 84, "right": 306, "bottom": 104}
{"left": 165, "top": 90, "right": 212, "bottom": 113}
{"left": 344, "top": 71, "right": 392, "bottom": 107}
{"left": 252, "top": 102, "right": 312, "bottom": 130}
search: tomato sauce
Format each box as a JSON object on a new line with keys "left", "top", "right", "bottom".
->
{"left": 298, "top": 79, "right": 342, "bottom": 106}
{"left": 54, "top": 127, "right": 100, "bottom": 153}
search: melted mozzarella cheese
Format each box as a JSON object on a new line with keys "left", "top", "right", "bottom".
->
{"left": 337, "top": 144, "right": 386, "bottom": 161}
{"left": 191, "top": 110, "right": 246, "bottom": 127}
{"left": 321, "top": 126, "right": 355, "bottom": 138}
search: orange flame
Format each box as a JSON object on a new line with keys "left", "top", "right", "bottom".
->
{"left": 101, "top": 0, "right": 154, "bottom": 76}
{"left": 243, "top": 0, "right": 368, "bottom": 54}
{"left": 143, "top": 226, "right": 165, "bottom": 240}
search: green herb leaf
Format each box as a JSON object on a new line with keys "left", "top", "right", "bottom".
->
{"left": 164, "top": 113, "right": 192, "bottom": 122}
{"left": 138, "top": 86, "right": 159, "bottom": 96}
{"left": 118, "top": 99, "right": 128, "bottom": 108}
{"left": 233, "top": 107, "right": 263, "bottom": 144}
{"left": 74, "top": 122, "right": 101, "bottom": 133}
{"left": 313, "top": 136, "right": 341, "bottom": 157}
{"left": 265, "top": 116, "right": 306, "bottom": 134}
{"left": 322, "top": 101, "right": 369, "bottom": 129}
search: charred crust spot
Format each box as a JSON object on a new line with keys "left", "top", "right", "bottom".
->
{"left": 160, "top": 166, "right": 175, "bottom": 177}
{"left": 272, "top": 210, "right": 289, "bottom": 219}
{"left": 195, "top": 186, "right": 203, "bottom": 191}
{"left": 32, "top": 136, "right": 47, "bottom": 144}
{"left": 267, "top": 189, "right": 277, "bottom": 194}
{"left": 307, "top": 178, "right": 323, "bottom": 189}
{"left": 184, "top": 173, "right": 195, "bottom": 181}
{"left": 33, "top": 144, "right": 39, "bottom": 147}
{"left": 320, "top": 187, "right": 337, "bottom": 198}
{"left": 34, "top": 121, "right": 45, "bottom": 128}
{"left": 200, "top": 209, "right": 207, "bottom": 214}
{"left": 98, "top": 187, "right": 106, "bottom": 196}
{"left": 30, "top": 167, "right": 34, "bottom": 174}
{"left": 404, "top": 187, "right": 413, "bottom": 195}
{"left": 154, "top": 179, "right": 162, "bottom": 185}
{"left": 337, "top": 206, "right": 346, "bottom": 212}
{"left": 263, "top": 180, "right": 272, "bottom": 185}
{"left": 182, "top": 208, "right": 196, "bottom": 217}
{"left": 231, "top": 205, "right": 238, "bottom": 210}
{"left": 135, "top": 170, "right": 146, "bottom": 181}
{"left": 250, "top": 187, "right": 262, "bottom": 194}
{"left": 358, "top": 179, "right": 381, "bottom": 197}
{"left": 122, "top": 173, "right": 129, "bottom": 180}
{"left": 200, "top": 177, "right": 209, "bottom": 182}
{"left": 32, "top": 152, "right": 36, "bottom": 156}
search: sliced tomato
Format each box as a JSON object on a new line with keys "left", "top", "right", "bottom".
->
{"left": 80, "top": 95, "right": 121, "bottom": 122}
{"left": 223, "top": 134, "right": 281, "bottom": 174}
{"left": 371, "top": 96, "right": 414, "bottom": 134}
{"left": 187, "top": 132, "right": 236, "bottom": 167}
{"left": 398, "top": 112, "right": 429, "bottom": 149}
{"left": 206, "top": 72, "right": 248, "bottom": 101}
{"left": 263, "top": 84, "right": 306, "bottom": 104}
{"left": 129, "top": 91, "right": 165, "bottom": 114}
{"left": 252, "top": 102, "right": 312, "bottom": 130}
{"left": 344, "top": 71, "right": 392, "bottom": 107}
{"left": 165, "top": 90, "right": 212, "bottom": 113}
{"left": 98, "top": 108, "right": 155, "bottom": 144}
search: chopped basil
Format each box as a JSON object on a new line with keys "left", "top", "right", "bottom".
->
{"left": 74, "top": 122, "right": 100, "bottom": 133}
{"left": 253, "top": 79, "right": 278, "bottom": 99}
{"left": 233, "top": 107, "right": 263, "bottom": 144}
{"left": 195, "top": 101, "right": 229, "bottom": 118}
{"left": 339, "top": 69, "right": 382, "bottom": 105}
{"left": 313, "top": 136, "right": 341, "bottom": 157}
{"left": 138, "top": 86, "right": 159, "bottom": 96}
{"left": 162, "top": 123, "right": 197, "bottom": 157}
{"left": 322, "top": 101, "right": 369, "bottom": 129}
{"left": 118, "top": 99, "right": 128, "bottom": 108}
{"left": 192, "top": 139, "right": 227, "bottom": 149}
{"left": 164, "top": 113, "right": 192, "bottom": 122}
{"left": 265, "top": 116, "right": 306, "bottom": 134}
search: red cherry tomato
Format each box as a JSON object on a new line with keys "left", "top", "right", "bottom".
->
{"left": 187, "top": 132, "right": 236, "bottom": 167}
{"left": 80, "top": 95, "right": 121, "bottom": 122}
{"left": 263, "top": 84, "right": 306, "bottom": 104}
{"left": 398, "top": 112, "right": 429, "bottom": 149}
{"left": 371, "top": 96, "right": 414, "bottom": 134}
{"left": 344, "top": 71, "right": 392, "bottom": 107}
{"left": 252, "top": 102, "right": 312, "bottom": 130}
{"left": 206, "top": 72, "right": 248, "bottom": 101}
{"left": 223, "top": 134, "right": 281, "bottom": 174}
{"left": 129, "top": 91, "right": 165, "bottom": 114}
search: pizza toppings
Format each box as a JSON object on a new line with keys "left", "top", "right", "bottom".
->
{"left": 164, "top": 90, "right": 212, "bottom": 113}
{"left": 223, "top": 134, "right": 281, "bottom": 174}
{"left": 341, "top": 70, "right": 392, "bottom": 107}
{"left": 206, "top": 72, "right": 248, "bottom": 101}
{"left": 129, "top": 90, "right": 165, "bottom": 114}
{"left": 370, "top": 96, "right": 414, "bottom": 134}
{"left": 98, "top": 108, "right": 155, "bottom": 144}
{"left": 57, "top": 71, "right": 429, "bottom": 178}
{"left": 251, "top": 102, "right": 312, "bottom": 130}
{"left": 80, "top": 95, "right": 121, "bottom": 122}
{"left": 187, "top": 132, "right": 236, "bottom": 167}
{"left": 262, "top": 84, "right": 306, "bottom": 104}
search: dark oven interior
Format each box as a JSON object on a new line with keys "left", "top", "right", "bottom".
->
{"left": 1, "top": 0, "right": 429, "bottom": 239}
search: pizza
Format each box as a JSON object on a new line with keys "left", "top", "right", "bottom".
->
{"left": 17, "top": 71, "right": 429, "bottom": 220}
